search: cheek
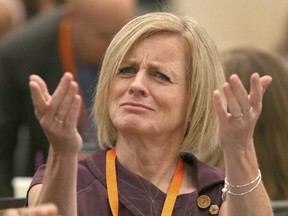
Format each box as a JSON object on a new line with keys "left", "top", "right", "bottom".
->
{"left": 108, "top": 89, "right": 118, "bottom": 116}
{"left": 168, "top": 89, "right": 188, "bottom": 119}
{"left": 110, "top": 80, "right": 124, "bottom": 101}
{"left": 108, "top": 80, "right": 126, "bottom": 116}
{"left": 156, "top": 92, "right": 182, "bottom": 114}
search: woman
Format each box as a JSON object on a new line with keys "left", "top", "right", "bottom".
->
{"left": 27, "top": 12, "right": 273, "bottom": 215}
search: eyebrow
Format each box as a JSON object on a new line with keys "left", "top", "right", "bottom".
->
{"left": 121, "top": 58, "right": 177, "bottom": 73}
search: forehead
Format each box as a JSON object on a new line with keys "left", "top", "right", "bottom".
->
{"left": 124, "top": 33, "right": 187, "bottom": 66}
{"left": 119, "top": 33, "right": 188, "bottom": 83}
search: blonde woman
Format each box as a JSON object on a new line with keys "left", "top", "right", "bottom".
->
{"left": 27, "top": 13, "right": 273, "bottom": 216}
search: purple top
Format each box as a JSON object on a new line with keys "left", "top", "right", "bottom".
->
{"left": 28, "top": 149, "right": 225, "bottom": 215}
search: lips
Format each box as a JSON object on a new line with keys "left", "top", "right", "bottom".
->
{"left": 120, "top": 102, "right": 155, "bottom": 111}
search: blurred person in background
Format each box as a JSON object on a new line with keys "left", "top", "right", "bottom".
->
{"left": 0, "top": 0, "right": 136, "bottom": 197}
{"left": 0, "top": 0, "right": 66, "bottom": 37}
{"left": 199, "top": 47, "right": 288, "bottom": 200}
{"left": 23, "top": 0, "right": 66, "bottom": 19}
{"left": 0, "top": 0, "right": 26, "bottom": 37}
{"left": 138, "top": 0, "right": 171, "bottom": 13}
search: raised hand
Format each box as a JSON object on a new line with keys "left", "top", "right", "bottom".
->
{"left": 29, "top": 72, "right": 83, "bottom": 154}
{"left": 213, "top": 73, "right": 272, "bottom": 151}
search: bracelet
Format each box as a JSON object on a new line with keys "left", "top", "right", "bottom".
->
{"left": 225, "top": 169, "right": 261, "bottom": 188}
{"left": 222, "top": 170, "right": 262, "bottom": 201}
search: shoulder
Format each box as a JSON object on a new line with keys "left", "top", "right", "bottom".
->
{"left": 77, "top": 149, "right": 107, "bottom": 190}
{"left": 182, "top": 153, "right": 224, "bottom": 180}
{"left": 28, "top": 149, "right": 107, "bottom": 192}
{"left": 182, "top": 152, "right": 225, "bottom": 193}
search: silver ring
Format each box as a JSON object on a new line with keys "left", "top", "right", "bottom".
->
{"left": 54, "top": 116, "right": 64, "bottom": 124}
{"left": 242, "top": 107, "right": 253, "bottom": 114}
{"left": 232, "top": 113, "right": 243, "bottom": 121}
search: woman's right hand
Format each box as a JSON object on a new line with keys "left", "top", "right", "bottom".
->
{"left": 29, "top": 72, "right": 83, "bottom": 154}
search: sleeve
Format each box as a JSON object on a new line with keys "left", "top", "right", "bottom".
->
{"left": 25, "top": 164, "right": 46, "bottom": 206}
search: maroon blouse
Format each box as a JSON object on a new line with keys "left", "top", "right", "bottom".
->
{"left": 27, "top": 149, "right": 225, "bottom": 215}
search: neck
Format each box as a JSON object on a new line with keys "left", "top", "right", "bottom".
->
{"left": 115, "top": 135, "right": 180, "bottom": 192}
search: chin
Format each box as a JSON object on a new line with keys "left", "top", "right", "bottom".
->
{"left": 114, "top": 120, "right": 148, "bottom": 133}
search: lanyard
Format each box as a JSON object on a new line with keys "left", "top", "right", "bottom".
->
{"left": 106, "top": 148, "right": 184, "bottom": 216}
{"left": 59, "top": 18, "right": 89, "bottom": 133}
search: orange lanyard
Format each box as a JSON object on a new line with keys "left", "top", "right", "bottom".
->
{"left": 106, "top": 148, "right": 184, "bottom": 216}
{"left": 59, "top": 18, "right": 89, "bottom": 133}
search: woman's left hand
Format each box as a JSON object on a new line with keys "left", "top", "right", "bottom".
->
{"left": 213, "top": 73, "right": 272, "bottom": 152}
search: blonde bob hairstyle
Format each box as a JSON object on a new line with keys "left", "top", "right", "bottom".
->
{"left": 93, "top": 12, "right": 225, "bottom": 154}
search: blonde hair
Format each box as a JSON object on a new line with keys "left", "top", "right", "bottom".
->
{"left": 93, "top": 12, "right": 225, "bottom": 154}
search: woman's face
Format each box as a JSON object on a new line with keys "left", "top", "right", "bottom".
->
{"left": 109, "top": 33, "right": 188, "bottom": 138}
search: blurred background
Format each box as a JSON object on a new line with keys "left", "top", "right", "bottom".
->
{"left": 170, "top": 0, "right": 288, "bottom": 54}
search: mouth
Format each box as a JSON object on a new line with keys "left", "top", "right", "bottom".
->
{"left": 120, "top": 102, "right": 155, "bottom": 111}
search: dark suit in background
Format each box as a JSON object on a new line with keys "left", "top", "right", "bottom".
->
{"left": 0, "top": 8, "right": 71, "bottom": 197}
{"left": 0, "top": 0, "right": 137, "bottom": 197}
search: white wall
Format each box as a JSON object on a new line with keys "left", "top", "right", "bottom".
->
{"left": 170, "top": 0, "right": 288, "bottom": 52}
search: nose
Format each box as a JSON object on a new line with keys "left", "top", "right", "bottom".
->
{"left": 128, "top": 70, "right": 149, "bottom": 97}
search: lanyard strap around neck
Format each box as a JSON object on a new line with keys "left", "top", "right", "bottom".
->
{"left": 106, "top": 148, "right": 184, "bottom": 216}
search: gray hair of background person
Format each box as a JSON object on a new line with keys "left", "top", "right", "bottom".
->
{"left": 221, "top": 47, "right": 288, "bottom": 200}
{"left": 93, "top": 12, "right": 225, "bottom": 154}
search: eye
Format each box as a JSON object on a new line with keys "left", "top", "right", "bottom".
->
{"left": 118, "top": 67, "right": 137, "bottom": 76}
{"left": 154, "top": 71, "right": 172, "bottom": 83}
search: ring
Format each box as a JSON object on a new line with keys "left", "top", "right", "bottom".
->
{"left": 54, "top": 116, "right": 64, "bottom": 124}
{"left": 242, "top": 107, "right": 253, "bottom": 114}
{"left": 232, "top": 113, "right": 243, "bottom": 121}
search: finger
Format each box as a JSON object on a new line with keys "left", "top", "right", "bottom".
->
{"left": 46, "top": 72, "right": 74, "bottom": 121}
{"left": 250, "top": 73, "right": 261, "bottom": 108}
{"left": 55, "top": 80, "right": 79, "bottom": 123}
{"left": 18, "top": 203, "right": 58, "bottom": 216}
{"left": 229, "top": 74, "right": 251, "bottom": 111}
{"left": 29, "top": 80, "right": 44, "bottom": 108}
{"left": 29, "top": 75, "right": 50, "bottom": 102}
{"left": 222, "top": 82, "right": 242, "bottom": 117}
{"left": 33, "top": 203, "right": 59, "bottom": 215}
{"left": 65, "top": 94, "right": 82, "bottom": 130}
{"left": 213, "top": 89, "right": 227, "bottom": 122}
{"left": 250, "top": 73, "right": 272, "bottom": 110}
{"left": 0, "top": 209, "right": 18, "bottom": 216}
{"left": 260, "top": 75, "right": 272, "bottom": 93}
{"left": 29, "top": 76, "right": 50, "bottom": 117}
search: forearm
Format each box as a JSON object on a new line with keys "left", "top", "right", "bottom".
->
{"left": 222, "top": 144, "right": 273, "bottom": 216}
{"left": 28, "top": 72, "right": 82, "bottom": 216}
{"left": 33, "top": 148, "right": 78, "bottom": 216}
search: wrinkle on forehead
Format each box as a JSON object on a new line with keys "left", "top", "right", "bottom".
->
{"left": 123, "top": 33, "right": 188, "bottom": 82}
